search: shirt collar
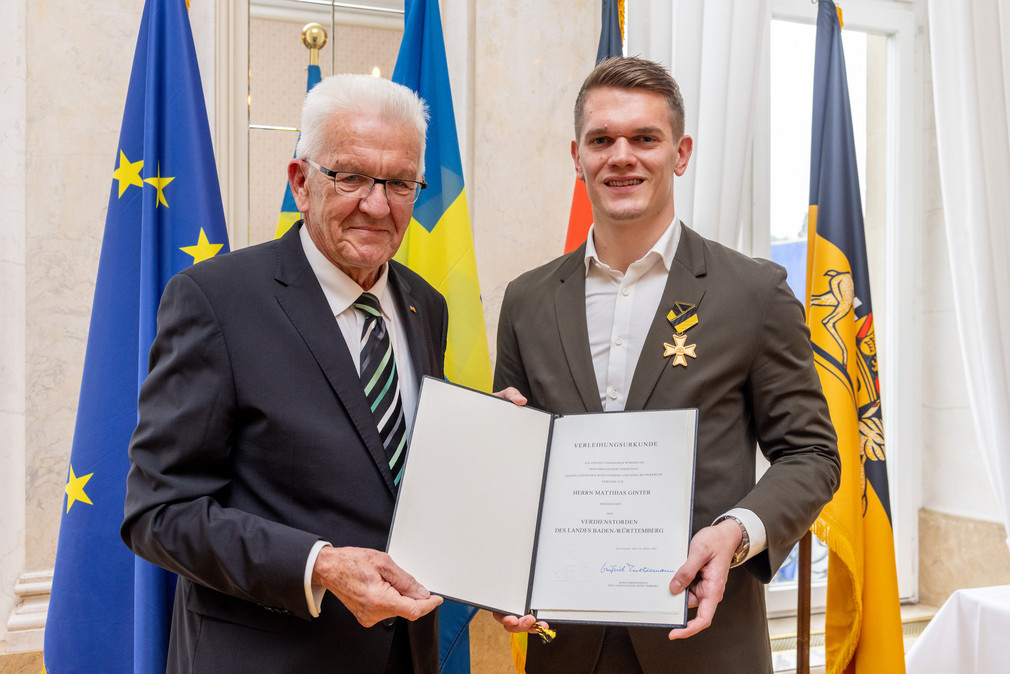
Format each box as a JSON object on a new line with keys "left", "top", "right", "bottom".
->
{"left": 299, "top": 223, "right": 390, "bottom": 317}
{"left": 583, "top": 216, "right": 681, "bottom": 276}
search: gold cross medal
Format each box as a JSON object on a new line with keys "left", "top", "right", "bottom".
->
{"left": 663, "top": 302, "right": 698, "bottom": 368}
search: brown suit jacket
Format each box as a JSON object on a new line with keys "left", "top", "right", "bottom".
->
{"left": 494, "top": 224, "right": 840, "bottom": 673}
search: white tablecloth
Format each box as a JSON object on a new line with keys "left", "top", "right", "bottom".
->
{"left": 905, "top": 584, "right": 1010, "bottom": 673}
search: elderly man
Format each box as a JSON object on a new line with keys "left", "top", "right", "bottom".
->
{"left": 122, "top": 74, "right": 445, "bottom": 673}
{"left": 494, "top": 56, "right": 840, "bottom": 673}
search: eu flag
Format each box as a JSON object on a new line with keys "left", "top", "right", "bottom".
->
{"left": 806, "top": 2, "right": 904, "bottom": 672}
{"left": 43, "top": 0, "right": 230, "bottom": 671}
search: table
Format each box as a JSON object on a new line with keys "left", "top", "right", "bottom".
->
{"left": 905, "top": 584, "right": 1010, "bottom": 673}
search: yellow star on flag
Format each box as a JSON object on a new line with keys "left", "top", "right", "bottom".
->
{"left": 180, "top": 228, "right": 225, "bottom": 264}
{"left": 112, "top": 150, "right": 144, "bottom": 198}
{"left": 144, "top": 163, "right": 175, "bottom": 208}
{"left": 65, "top": 465, "right": 94, "bottom": 513}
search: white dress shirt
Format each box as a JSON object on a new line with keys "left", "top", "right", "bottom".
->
{"left": 583, "top": 218, "right": 766, "bottom": 564}
{"left": 584, "top": 219, "right": 682, "bottom": 411}
{"left": 299, "top": 225, "right": 419, "bottom": 616}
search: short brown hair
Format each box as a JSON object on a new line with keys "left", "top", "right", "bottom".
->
{"left": 573, "top": 56, "right": 685, "bottom": 140}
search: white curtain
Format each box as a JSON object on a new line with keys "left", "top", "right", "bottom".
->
{"left": 928, "top": 0, "right": 1010, "bottom": 548}
{"left": 626, "top": 0, "right": 770, "bottom": 248}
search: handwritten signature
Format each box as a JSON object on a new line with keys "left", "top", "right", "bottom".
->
{"left": 600, "top": 562, "right": 676, "bottom": 574}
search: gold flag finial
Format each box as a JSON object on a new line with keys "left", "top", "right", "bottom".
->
{"left": 302, "top": 23, "right": 328, "bottom": 67}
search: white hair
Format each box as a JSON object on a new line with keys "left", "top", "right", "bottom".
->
{"left": 295, "top": 73, "right": 429, "bottom": 176}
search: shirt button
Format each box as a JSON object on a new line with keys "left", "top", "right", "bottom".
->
{"left": 608, "top": 389, "right": 619, "bottom": 400}
{"left": 622, "top": 288, "right": 630, "bottom": 296}
{"left": 615, "top": 337, "right": 623, "bottom": 346}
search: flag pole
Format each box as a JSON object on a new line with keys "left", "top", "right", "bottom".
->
{"left": 797, "top": 530, "right": 812, "bottom": 674}
{"left": 796, "top": 4, "right": 822, "bottom": 671}
{"left": 302, "top": 22, "right": 327, "bottom": 65}
{"left": 271, "top": 25, "right": 325, "bottom": 239}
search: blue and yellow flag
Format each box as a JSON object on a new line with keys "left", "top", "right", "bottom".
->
{"left": 806, "top": 2, "right": 904, "bottom": 673}
{"left": 391, "top": 1, "right": 490, "bottom": 671}
{"left": 43, "top": 0, "right": 229, "bottom": 672}
{"left": 392, "top": 0, "right": 492, "bottom": 395}
{"left": 275, "top": 63, "right": 322, "bottom": 239}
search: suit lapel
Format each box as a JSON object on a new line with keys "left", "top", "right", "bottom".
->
{"left": 386, "top": 263, "right": 436, "bottom": 381}
{"left": 627, "top": 224, "right": 708, "bottom": 410}
{"left": 272, "top": 224, "right": 397, "bottom": 494}
{"left": 555, "top": 248, "right": 604, "bottom": 413}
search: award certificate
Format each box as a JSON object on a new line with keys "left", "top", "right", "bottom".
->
{"left": 386, "top": 377, "right": 698, "bottom": 627}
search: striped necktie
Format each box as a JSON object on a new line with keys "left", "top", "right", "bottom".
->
{"left": 354, "top": 292, "right": 407, "bottom": 485}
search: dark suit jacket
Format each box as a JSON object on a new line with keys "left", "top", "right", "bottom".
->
{"left": 494, "top": 224, "right": 840, "bottom": 673}
{"left": 122, "top": 223, "right": 447, "bottom": 673}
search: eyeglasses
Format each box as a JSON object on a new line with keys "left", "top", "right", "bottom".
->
{"left": 304, "top": 159, "right": 427, "bottom": 204}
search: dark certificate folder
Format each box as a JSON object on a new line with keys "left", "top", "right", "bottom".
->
{"left": 386, "top": 377, "right": 698, "bottom": 627}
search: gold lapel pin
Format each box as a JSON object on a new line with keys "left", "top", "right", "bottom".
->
{"left": 663, "top": 302, "right": 699, "bottom": 367}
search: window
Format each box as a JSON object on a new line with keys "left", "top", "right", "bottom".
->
{"left": 756, "top": 0, "right": 922, "bottom": 613}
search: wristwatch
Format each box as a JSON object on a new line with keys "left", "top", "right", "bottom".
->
{"left": 715, "top": 515, "right": 750, "bottom": 567}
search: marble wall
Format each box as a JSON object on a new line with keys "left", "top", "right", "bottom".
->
{"left": 470, "top": 1, "right": 598, "bottom": 360}
{"left": 0, "top": 0, "right": 27, "bottom": 655}
{"left": 919, "top": 509, "right": 1010, "bottom": 608}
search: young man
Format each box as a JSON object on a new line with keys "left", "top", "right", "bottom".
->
{"left": 494, "top": 57, "right": 840, "bottom": 673}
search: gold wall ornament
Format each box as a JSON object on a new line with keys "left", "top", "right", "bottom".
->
{"left": 302, "top": 23, "right": 328, "bottom": 67}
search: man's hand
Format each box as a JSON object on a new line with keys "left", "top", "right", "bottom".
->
{"left": 666, "top": 518, "right": 742, "bottom": 640}
{"left": 493, "top": 387, "right": 527, "bottom": 406}
{"left": 311, "top": 546, "right": 442, "bottom": 627}
{"left": 492, "top": 611, "right": 550, "bottom": 635}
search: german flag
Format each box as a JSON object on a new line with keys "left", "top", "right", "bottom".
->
{"left": 562, "top": 0, "right": 624, "bottom": 253}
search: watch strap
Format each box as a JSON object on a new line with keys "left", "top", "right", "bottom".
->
{"left": 715, "top": 515, "right": 750, "bottom": 567}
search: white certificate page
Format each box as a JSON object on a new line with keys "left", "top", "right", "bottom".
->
{"left": 530, "top": 409, "right": 697, "bottom": 626}
{"left": 386, "top": 377, "right": 553, "bottom": 616}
